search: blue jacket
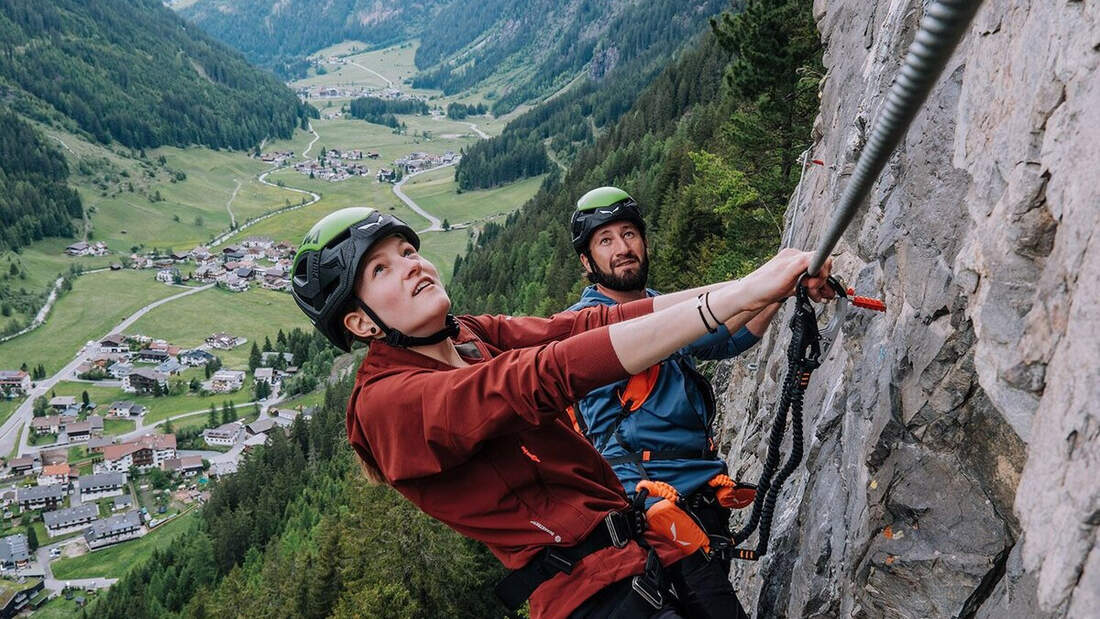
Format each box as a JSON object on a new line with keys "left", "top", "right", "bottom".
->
{"left": 567, "top": 286, "right": 760, "bottom": 504}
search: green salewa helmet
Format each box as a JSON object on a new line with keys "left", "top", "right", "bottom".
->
{"left": 291, "top": 207, "right": 419, "bottom": 351}
{"left": 570, "top": 186, "right": 645, "bottom": 254}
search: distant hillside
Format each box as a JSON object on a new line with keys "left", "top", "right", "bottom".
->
{"left": 179, "top": 0, "right": 730, "bottom": 115}
{"left": 0, "top": 109, "right": 82, "bottom": 253}
{"left": 413, "top": 0, "right": 729, "bottom": 115}
{"left": 178, "top": 0, "right": 449, "bottom": 77}
{"left": 451, "top": 0, "right": 821, "bottom": 314}
{"left": 0, "top": 0, "right": 313, "bottom": 151}
{"left": 453, "top": 0, "right": 729, "bottom": 190}
{"left": 0, "top": 0, "right": 315, "bottom": 253}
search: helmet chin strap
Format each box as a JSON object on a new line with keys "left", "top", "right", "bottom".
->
{"left": 355, "top": 298, "right": 459, "bottom": 348}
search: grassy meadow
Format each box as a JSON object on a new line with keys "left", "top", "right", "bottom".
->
{"left": 0, "top": 270, "right": 181, "bottom": 375}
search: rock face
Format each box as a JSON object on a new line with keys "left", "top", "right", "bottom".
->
{"left": 713, "top": 1, "right": 1098, "bottom": 617}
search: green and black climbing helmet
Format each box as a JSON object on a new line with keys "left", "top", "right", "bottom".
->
{"left": 570, "top": 186, "right": 646, "bottom": 254}
{"left": 291, "top": 207, "right": 457, "bottom": 351}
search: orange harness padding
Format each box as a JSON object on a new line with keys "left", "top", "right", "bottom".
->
{"left": 618, "top": 364, "right": 661, "bottom": 411}
{"left": 637, "top": 480, "right": 710, "bottom": 555}
{"left": 708, "top": 474, "right": 757, "bottom": 510}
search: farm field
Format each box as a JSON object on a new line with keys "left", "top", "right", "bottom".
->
{"left": 402, "top": 168, "right": 546, "bottom": 225}
{"left": 128, "top": 286, "right": 301, "bottom": 367}
{"left": 0, "top": 270, "right": 182, "bottom": 376}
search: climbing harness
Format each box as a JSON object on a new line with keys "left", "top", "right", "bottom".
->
{"left": 494, "top": 507, "right": 644, "bottom": 610}
{"left": 721, "top": 277, "right": 885, "bottom": 562}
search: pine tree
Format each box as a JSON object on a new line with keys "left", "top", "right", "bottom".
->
{"left": 25, "top": 523, "right": 37, "bottom": 551}
{"left": 263, "top": 336, "right": 273, "bottom": 353}
{"left": 248, "top": 342, "right": 262, "bottom": 371}
{"left": 221, "top": 401, "right": 233, "bottom": 425}
{"left": 207, "top": 404, "right": 218, "bottom": 428}
{"left": 276, "top": 329, "right": 287, "bottom": 350}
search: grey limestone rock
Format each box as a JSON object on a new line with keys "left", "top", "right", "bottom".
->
{"left": 712, "top": 1, "right": 1099, "bottom": 616}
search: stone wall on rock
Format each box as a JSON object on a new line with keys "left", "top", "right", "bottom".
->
{"left": 712, "top": 1, "right": 1098, "bottom": 617}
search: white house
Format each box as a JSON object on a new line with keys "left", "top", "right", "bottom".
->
{"left": 78, "top": 472, "right": 127, "bottom": 500}
{"left": 0, "top": 371, "right": 31, "bottom": 396}
{"left": 43, "top": 504, "right": 99, "bottom": 537}
{"left": 209, "top": 370, "right": 245, "bottom": 393}
{"left": 202, "top": 421, "right": 243, "bottom": 447}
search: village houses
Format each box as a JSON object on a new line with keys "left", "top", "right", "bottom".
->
{"left": 206, "top": 332, "right": 245, "bottom": 350}
{"left": 97, "top": 434, "right": 177, "bottom": 474}
{"left": 0, "top": 370, "right": 30, "bottom": 396}
{"left": 43, "top": 504, "right": 98, "bottom": 538}
{"left": 85, "top": 511, "right": 144, "bottom": 550}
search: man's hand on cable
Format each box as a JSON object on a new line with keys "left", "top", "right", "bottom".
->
{"left": 731, "top": 248, "right": 836, "bottom": 311}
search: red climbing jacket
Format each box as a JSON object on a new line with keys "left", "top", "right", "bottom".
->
{"left": 345, "top": 299, "right": 692, "bottom": 618}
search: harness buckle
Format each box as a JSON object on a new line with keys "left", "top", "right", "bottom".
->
{"left": 604, "top": 510, "right": 632, "bottom": 548}
{"left": 631, "top": 575, "right": 664, "bottom": 609}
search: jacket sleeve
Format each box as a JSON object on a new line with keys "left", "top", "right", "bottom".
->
{"left": 355, "top": 328, "right": 632, "bottom": 482}
{"left": 462, "top": 297, "right": 654, "bottom": 351}
{"left": 683, "top": 325, "right": 760, "bottom": 361}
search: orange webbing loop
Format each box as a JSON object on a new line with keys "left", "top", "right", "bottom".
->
{"left": 564, "top": 405, "right": 584, "bottom": 435}
{"left": 618, "top": 364, "right": 660, "bottom": 412}
{"left": 708, "top": 474, "right": 757, "bottom": 510}
{"left": 645, "top": 499, "right": 711, "bottom": 555}
{"left": 636, "top": 479, "right": 680, "bottom": 504}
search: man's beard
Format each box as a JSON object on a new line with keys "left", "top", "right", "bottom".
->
{"left": 587, "top": 252, "right": 649, "bottom": 292}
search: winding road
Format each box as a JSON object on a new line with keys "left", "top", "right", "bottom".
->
{"left": 225, "top": 180, "right": 242, "bottom": 228}
{"left": 391, "top": 163, "right": 461, "bottom": 233}
{"left": 346, "top": 60, "right": 394, "bottom": 89}
{"left": 0, "top": 283, "right": 215, "bottom": 458}
{"left": 206, "top": 124, "right": 321, "bottom": 249}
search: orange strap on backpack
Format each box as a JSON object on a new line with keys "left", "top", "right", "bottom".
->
{"left": 708, "top": 474, "right": 757, "bottom": 510}
{"left": 637, "top": 481, "right": 709, "bottom": 555}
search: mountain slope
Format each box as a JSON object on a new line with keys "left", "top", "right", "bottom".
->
{"left": 450, "top": 0, "right": 820, "bottom": 314}
{"left": 0, "top": 0, "right": 312, "bottom": 151}
{"left": 178, "top": 0, "right": 448, "bottom": 77}
{"left": 412, "top": 0, "right": 730, "bottom": 115}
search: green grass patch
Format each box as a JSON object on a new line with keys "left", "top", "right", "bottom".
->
{"left": 0, "top": 269, "right": 180, "bottom": 375}
{"left": 418, "top": 229, "right": 474, "bottom": 283}
{"left": 0, "top": 398, "right": 19, "bottom": 429}
{"left": 103, "top": 418, "right": 135, "bottom": 436}
{"left": 218, "top": 169, "right": 424, "bottom": 249}
{"left": 168, "top": 411, "right": 213, "bottom": 433}
{"left": 128, "top": 286, "right": 302, "bottom": 367}
{"left": 29, "top": 433, "right": 58, "bottom": 447}
{"left": 403, "top": 169, "right": 545, "bottom": 225}
{"left": 278, "top": 388, "right": 327, "bottom": 411}
{"left": 8, "top": 423, "right": 22, "bottom": 459}
{"left": 51, "top": 510, "right": 198, "bottom": 580}
{"left": 32, "top": 595, "right": 82, "bottom": 619}
{"left": 48, "top": 379, "right": 258, "bottom": 428}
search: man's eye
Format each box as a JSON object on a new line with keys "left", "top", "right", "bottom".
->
{"left": 373, "top": 264, "right": 385, "bottom": 275}
{"left": 403, "top": 247, "right": 415, "bottom": 256}
{"left": 599, "top": 238, "right": 611, "bottom": 245}
{"left": 624, "top": 231, "right": 634, "bottom": 238}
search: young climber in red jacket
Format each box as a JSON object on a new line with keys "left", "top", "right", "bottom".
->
{"left": 290, "top": 207, "right": 834, "bottom": 618}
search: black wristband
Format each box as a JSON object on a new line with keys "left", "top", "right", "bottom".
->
{"left": 703, "top": 292, "right": 722, "bottom": 329}
{"left": 696, "top": 295, "right": 718, "bottom": 333}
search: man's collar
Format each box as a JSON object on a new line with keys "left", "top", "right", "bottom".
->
{"left": 579, "top": 285, "right": 657, "bottom": 306}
